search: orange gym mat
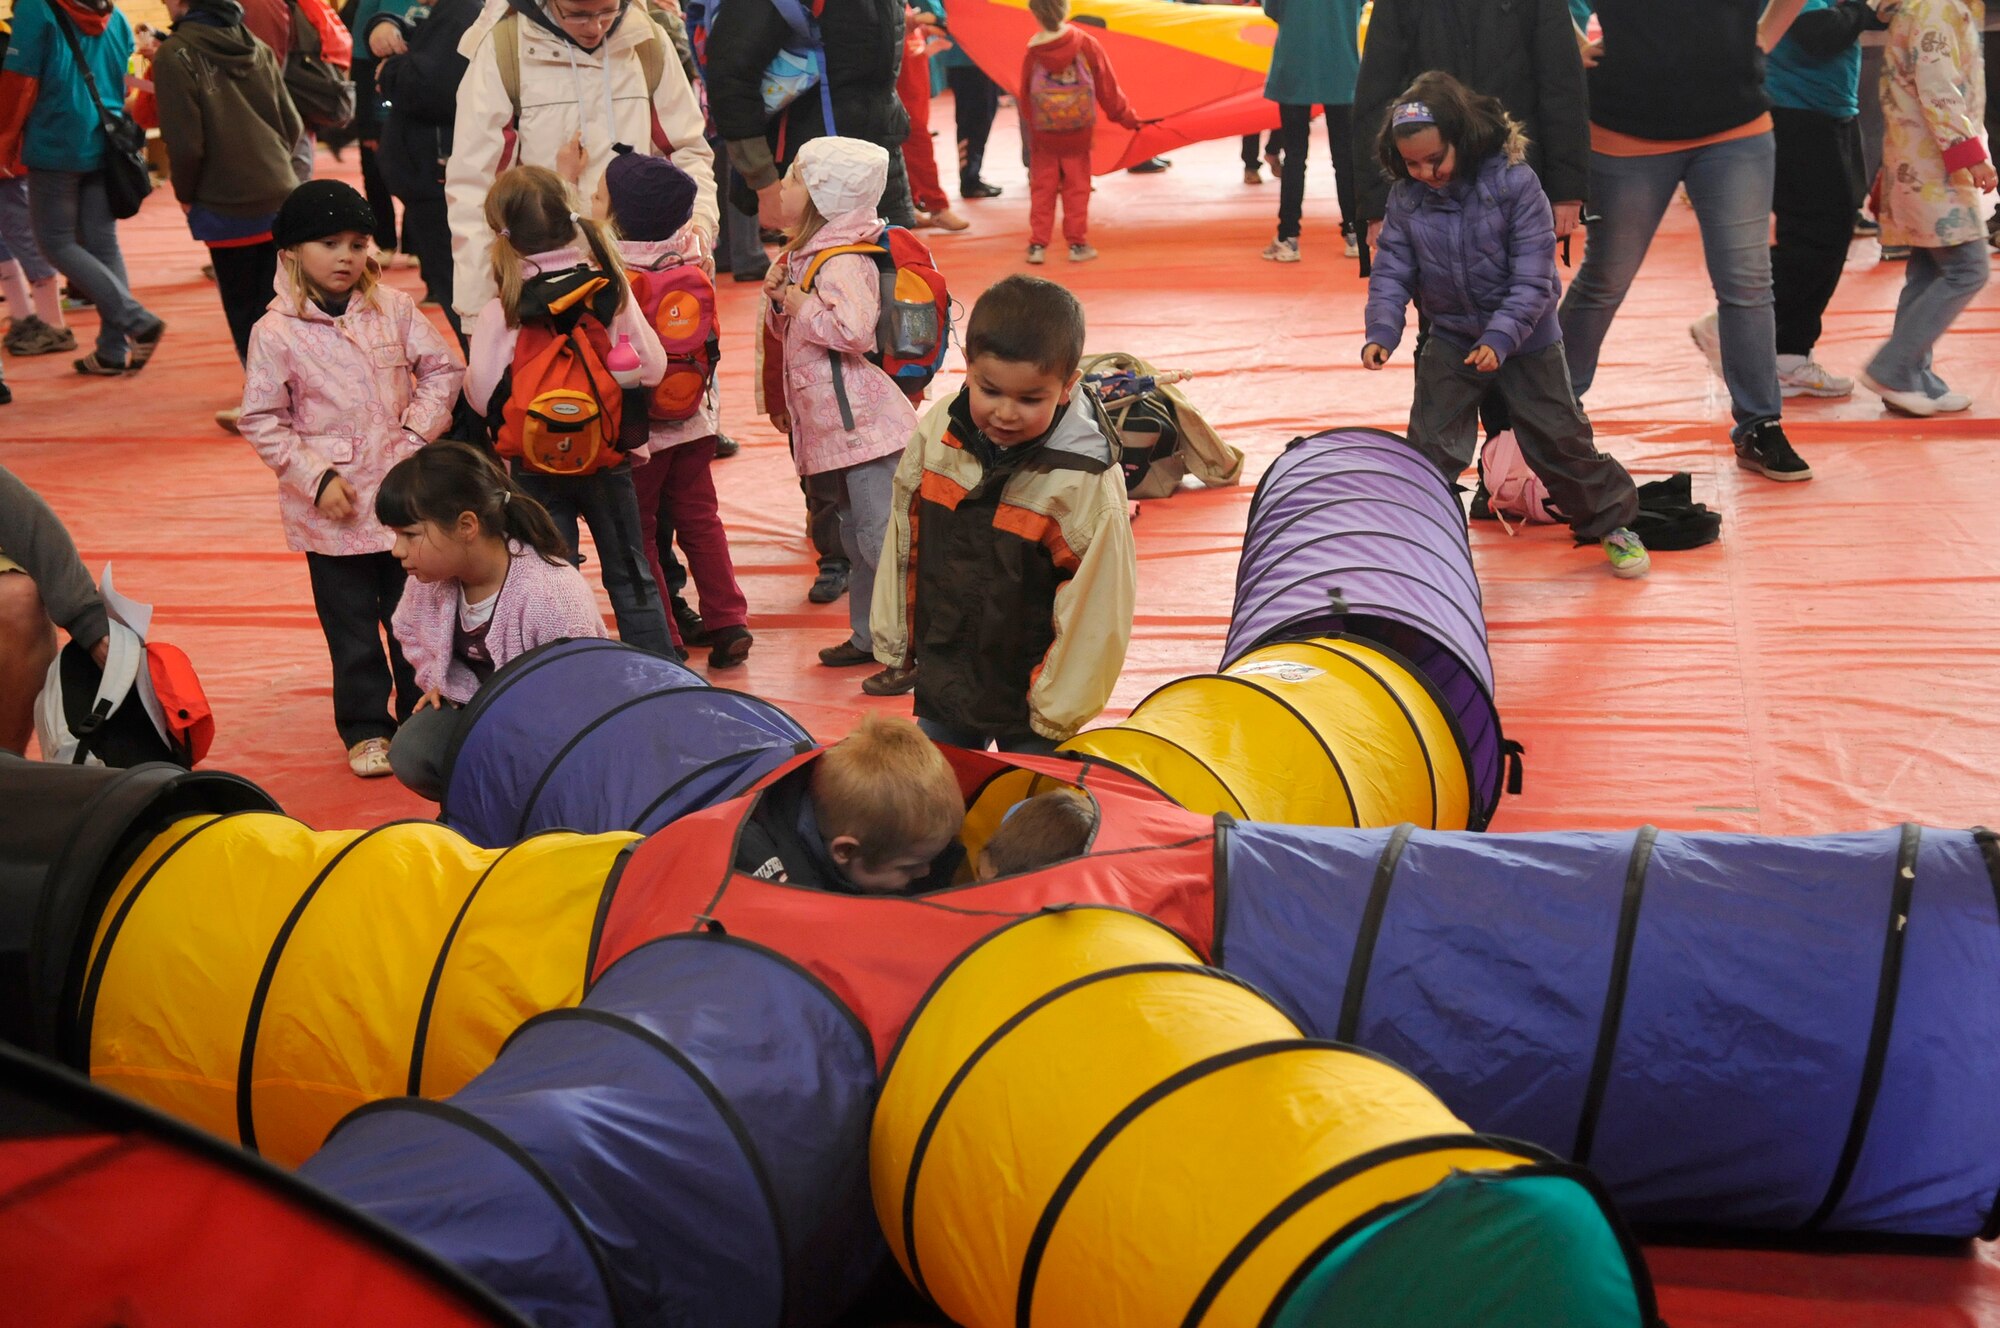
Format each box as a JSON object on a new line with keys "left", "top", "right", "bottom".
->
{"left": 4, "top": 108, "right": 1999, "bottom": 1324}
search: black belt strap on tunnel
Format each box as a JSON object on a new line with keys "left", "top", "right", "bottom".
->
{"left": 1975, "top": 828, "right": 2000, "bottom": 1240}
{"left": 1503, "top": 739, "right": 1525, "bottom": 796}
{"left": 1335, "top": 824, "right": 1415, "bottom": 1043}
{"left": 1571, "top": 825, "right": 1657, "bottom": 1166}
{"left": 1804, "top": 822, "right": 1921, "bottom": 1232}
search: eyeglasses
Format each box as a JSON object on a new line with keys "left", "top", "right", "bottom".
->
{"left": 551, "top": 0, "right": 622, "bottom": 29}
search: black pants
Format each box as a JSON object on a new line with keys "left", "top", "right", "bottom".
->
{"left": 1771, "top": 108, "right": 1866, "bottom": 357}
{"left": 306, "top": 550, "right": 419, "bottom": 747}
{"left": 801, "top": 472, "right": 848, "bottom": 573}
{"left": 1277, "top": 103, "right": 1357, "bottom": 242}
{"left": 1241, "top": 130, "right": 1280, "bottom": 168}
{"left": 946, "top": 63, "right": 1001, "bottom": 190}
{"left": 358, "top": 143, "right": 403, "bottom": 253}
{"left": 398, "top": 196, "right": 461, "bottom": 338}
{"left": 1409, "top": 339, "right": 1638, "bottom": 542}
{"left": 209, "top": 241, "right": 278, "bottom": 365}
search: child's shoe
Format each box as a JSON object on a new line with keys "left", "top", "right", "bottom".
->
{"left": 1343, "top": 231, "right": 1359, "bottom": 259}
{"left": 808, "top": 562, "right": 850, "bottom": 603}
{"left": 670, "top": 593, "right": 710, "bottom": 646}
{"left": 862, "top": 663, "right": 918, "bottom": 696}
{"left": 1775, "top": 355, "right": 1852, "bottom": 398}
{"left": 1879, "top": 243, "right": 1911, "bottom": 261}
{"left": 1688, "top": 310, "right": 1723, "bottom": 378}
{"left": 348, "top": 738, "right": 392, "bottom": 778}
{"left": 1732, "top": 419, "right": 1813, "bottom": 481}
{"left": 1601, "top": 528, "right": 1650, "bottom": 579}
{"left": 1243, "top": 166, "right": 1263, "bottom": 185}
{"left": 1853, "top": 211, "right": 1879, "bottom": 238}
{"left": 1262, "top": 237, "right": 1300, "bottom": 263}
{"left": 706, "top": 625, "right": 753, "bottom": 668}
{"left": 1930, "top": 390, "right": 1972, "bottom": 413}
{"left": 1068, "top": 243, "right": 1098, "bottom": 263}
{"left": 818, "top": 640, "right": 875, "bottom": 667}
{"left": 1025, "top": 244, "right": 1047, "bottom": 265}
{"left": 4, "top": 315, "right": 77, "bottom": 356}
{"left": 1264, "top": 145, "right": 1283, "bottom": 176}
{"left": 0, "top": 379, "right": 11, "bottom": 406}
{"left": 214, "top": 407, "right": 242, "bottom": 434}
{"left": 1857, "top": 369, "right": 1939, "bottom": 417}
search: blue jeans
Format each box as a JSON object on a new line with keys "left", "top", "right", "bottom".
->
{"left": 510, "top": 461, "right": 674, "bottom": 656}
{"left": 28, "top": 168, "right": 158, "bottom": 365}
{"left": 916, "top": 716, "right": 1059, "bottom": 755}
{"left": 0, "top": 177, "right": 54, "bottom": 282}
{"left": 1561, "top": 133, "right": 1782, "bottom": 432}
{"left": 1864, "top": 240, "right": 1989, "bottom": 396}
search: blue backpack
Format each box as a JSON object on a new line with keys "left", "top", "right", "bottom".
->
{"left": 687, "top": 0, "right": 835, "bottom": 128}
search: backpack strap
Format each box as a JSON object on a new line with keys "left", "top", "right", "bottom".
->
{"left": 69, "top": 621, "right": 143, "bottom": 766}
{"left": 499, "top": 13, "right": 669, "bottom": 143}
{"left": 493, "top": 12, "right": 521, "bottom": 117}
{"left": 798, "top": 243, "right": 888, "bottom": 292}
{"left": 636, "top": 16, "right": 664, "bottom": 96}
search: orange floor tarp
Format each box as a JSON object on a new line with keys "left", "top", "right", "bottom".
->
{"left": 5, "top": 105, "right": 1998, "bottom": 1322}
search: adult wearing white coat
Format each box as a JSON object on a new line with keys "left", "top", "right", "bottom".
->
{"left": 446, "top": 0, "right": 716, "bottom": 320}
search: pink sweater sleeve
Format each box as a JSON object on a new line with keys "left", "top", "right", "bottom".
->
{"left": 463, "top": 300, "right": 517, "bottom": 417}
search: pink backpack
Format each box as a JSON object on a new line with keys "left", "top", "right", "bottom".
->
{"left": 1478, "top": 430, "right": 1560, "bottom": 529}
{"left": 1029, "top": 53, "right": 1097, "bottom": 134}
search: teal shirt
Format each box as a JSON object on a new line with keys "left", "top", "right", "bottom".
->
{"left": 2, "top": 2, "right": 133, "bottom": 174}
{"left": 1262, "top": 0, "right": 1362, "bottom": 107}
{"left": 1765, "top": 0, "right": 1861, "bottom": 118}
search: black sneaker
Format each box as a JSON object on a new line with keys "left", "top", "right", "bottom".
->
{"left": 1733, "top": 419, "right": 1812, "bottom": 482}
{"left": 1126, "top": 156, "right": 1172, "bottom": 175}
{"left": 670, "top": 594, "right": 710, "bottom": 646}
{"left": 961, "top": 180, "right": 1003, "bottom": 199}
{"left": 714, "top": 433, "right": 740, "bottom": 458}
{"left": 0, "top": 380, "right": 11, "bottom": 406}
{"left": 808, "top": 562, "right": 851, "bottom": 604}
{"left": 1469, "top": 481, "right": 1494, "bottom": 520}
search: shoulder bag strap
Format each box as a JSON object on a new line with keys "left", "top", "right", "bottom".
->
{"left": 45, "top": 0, "right": 124, "bottom": 143}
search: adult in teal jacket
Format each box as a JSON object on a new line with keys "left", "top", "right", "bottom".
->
{"left": 0, "top": 0, "right": 165, "bottom": 375}
{"left": 1260, "top": 0, "right": 1362, "bottom": 264}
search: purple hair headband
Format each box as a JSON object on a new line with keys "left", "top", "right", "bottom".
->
{"left": 1391, "top": 101, "right": 1435, "bottom": 128}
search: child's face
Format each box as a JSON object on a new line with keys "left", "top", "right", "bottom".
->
{"left": 1397, "top": 128, "right": 1456, "bottom": 189}
{"left": 591, "top": 172, "right": 611, "bottom": 222}
{"left": 777, "top": 170, "right": 810, "bottom": 229}
{"left": 966, "top": 354, "right": 1082, "bottom": 448}
{"left": 391, "top": 515, "right": 478, "bottom": 584}
{"left": 831, "top": 832, "right": 955, "bottom": 895}
{"left": 294, "top": 232, "right": 372, "bottom": 295}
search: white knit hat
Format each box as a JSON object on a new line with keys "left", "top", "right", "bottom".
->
{"left": 793, "top": 136, "right": 890, "bottom": 219}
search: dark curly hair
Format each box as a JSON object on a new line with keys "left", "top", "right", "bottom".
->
{"left": 1374, "top": 70, "right": 1525, "bottom": 183}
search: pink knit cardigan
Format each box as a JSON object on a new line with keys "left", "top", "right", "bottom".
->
{"left": 392, "top": 542, "right": 609, "bottom": 703}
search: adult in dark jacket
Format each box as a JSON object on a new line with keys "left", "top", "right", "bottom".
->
{"left": 153, "top": 0, "right": 303, "bottom": 390}
{"left": 705, "top": 0, "right": 916, "bottom": 226}
{"left": 1352, "top": 0, "right": 1590, "bottom": 239}
{"left": 1558, "top": 0, "right": 1812, "bottom": 485}
{"left": 0, "top": 464, "right": 108, "bottom": 755}
{"left": 371, "top": 0, "right": 479, "bottom": 327}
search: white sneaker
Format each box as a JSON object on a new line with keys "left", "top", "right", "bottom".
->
{"left": 1025, "top": 244, "right": 1046, "bottom": 265}
{"left": 1343, "top": 232, "right": 1360, "bottom": 259}
{"left": 1688, "top": 311, "right": 1724, "bottom": 378}
{"left": 1857, "top": 370, "right": 1940, "bottom": 416}
{"left": 1775, "top": 356, "right": 1853, "bottom": 398}
{"left": 348, "top": 737, "right": 392, "bottom": 778}
{"left": 1931, "top": 390, "right": 1973, "bottom": 413}
{"left": 1262, "top": 237, "right": 1300, "bottom": 263}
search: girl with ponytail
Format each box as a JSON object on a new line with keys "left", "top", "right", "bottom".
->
{"left": 463, "top": 165, "right": 680, "bottom": 658}
{"left": 374, "top": 440, "right": 609, "bottom": 800}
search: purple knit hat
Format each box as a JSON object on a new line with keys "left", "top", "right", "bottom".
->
{"left": 604, "top": 150, "right": 699, "bottom": 242}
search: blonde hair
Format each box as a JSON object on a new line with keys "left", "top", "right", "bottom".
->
{"left": 981, "top": 789, "right": 1097, "bottom": 878}
{"left": 484, "top": 165, "right": 629, "bottom": 327}
{"left": 810, "top": 713, "right": 965, "bottom": 867}
{"left": 278, "top": 246, "right": 382, "bottom": 317}
{"left": 777, "top": 188, "right": 829, "bottom": 258}
{"left": 1028, "top": 0, "right": 1067, "bottom": 30}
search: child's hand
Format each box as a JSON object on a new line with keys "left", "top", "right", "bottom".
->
{"left": 779, "top": 283, "right": 811, "bottom": 316}
{"left": 1464, "top": 345, "right": 1500, "bottom": 373}
{"left": 762, "top": 265, "right": 787, "bottom": 299}
{"left": 413, "top": 687, "right": 443, "bottom": 712}
{"left": 768, "top": 409, "right": 793, "bottom": 435}
{"left": 1361, "top": 343, "right": 1389, "bottom": 369}
{"left": 1951, "top": 161, "right": 2000, "bottom": 193}
{"left": 317, "top": 474, "right": 359, "bottom": 520}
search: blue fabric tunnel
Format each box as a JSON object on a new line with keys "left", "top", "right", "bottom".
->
{"left": 439, "top": 639, "right": 814, "bottom": 847}
{"left": 1217, "top": 820, "right": 2000, "bottom": 1238}
{"left": 302, "top": 933, "right": 883, "bottom": 1328}
{"left": 1222, "top": 428, "right": 1509, "bottom": 826}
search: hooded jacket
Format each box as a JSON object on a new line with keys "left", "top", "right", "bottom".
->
{"left": 0, "top": 0, "right": 134, "bottom": 175}
{"left": 873, "top": 388, "right": 1138, "bottom": 742}
{"left": 707, "top": 0, "right": 907, "bottom": 206}
{"left": 448, "top": 0, "right": 716, "bottom": 318}
{"left": 1018, "top": 23, "right": 1138, "bottom": 155}
{"left": 373, "top": 0, "right": 480, "bottom": 204}
{"left": 1351, "top": 0, "right": 1588, "bottom": 223}
{"left": 239, "top": 276, "right": 466, "bottom": 557}
{"left": 1364, "top": 144, "right": 1563, "bottom": 365}
{"left": 153, "top": 1, "right": 303, "bottom": 228}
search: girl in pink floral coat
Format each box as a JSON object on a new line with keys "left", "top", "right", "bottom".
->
{"left": 238, "top": 180, "right": 464, "bottom": 778}
{"left": 762, "top": 137, "right": 920, "bottom": 677}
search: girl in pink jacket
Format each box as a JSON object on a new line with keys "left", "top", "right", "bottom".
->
{"left": 375, "top": 441, "right": 608, "bottom": 801}
{"left": 763, "top": 137, "right": 919, "bottom": 686}
{"left": 238, "top": 180, "right": 464, "bottom": 779}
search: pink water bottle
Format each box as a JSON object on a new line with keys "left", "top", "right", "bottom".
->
{"left": 607, "top": 333, "right": 643, "bottom": 390}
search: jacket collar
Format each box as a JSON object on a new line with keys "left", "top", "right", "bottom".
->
{"left": 946, "top": 385, "right": 1115, "bottom": 474}
{"left": 790, "top": 209, "right": 887, "bottom": 260}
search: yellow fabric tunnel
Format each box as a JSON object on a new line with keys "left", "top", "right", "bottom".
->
{"left": 1060, "top": 636, "right": 1472, "bottom": 829}
{"left": 78, "top": 813, "right": 636, "bottom": 1167}
{"left": 871, "top": 907, "right": 1646, "bottom": 1328}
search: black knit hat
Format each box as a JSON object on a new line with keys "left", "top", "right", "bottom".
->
{"left": 273, "top": 180, "right": 379, "bottom": 249}
{"left": 603, "top": 149, "right": 699, "bottom": 243}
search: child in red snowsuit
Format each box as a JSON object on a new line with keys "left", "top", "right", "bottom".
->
{"left": 1019, "top": 0, "right": 1139, "bottom": 264}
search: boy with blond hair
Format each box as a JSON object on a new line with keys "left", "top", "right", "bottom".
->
{"left": 734, "top": 712, "right": 967, "bottom": 894}
{"left": 871, "top": 275, "right": 1137, "bottom": 752}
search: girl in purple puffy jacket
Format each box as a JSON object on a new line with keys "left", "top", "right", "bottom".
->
{"left": 1361, "top": 72, "right": 1649, "bottom": 579}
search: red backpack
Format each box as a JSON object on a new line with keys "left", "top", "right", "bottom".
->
{"left": 494, "top": 272, "right": 627, "bottom": 476}
{"left": 628, "top": 257, "right": 720, "bottom": 422}
{"left": 800, "top": 224, "right": 950, "bottom": 405}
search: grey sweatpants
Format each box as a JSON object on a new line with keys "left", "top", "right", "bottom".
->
{"left": 825, "top": 450, "right": 903, "bottom": 651}
{"left": 388, "top": 702, "right": 461, "bottom": 802}
{"left": 1408, "top": 338, "right": 1639, "bottom": 542}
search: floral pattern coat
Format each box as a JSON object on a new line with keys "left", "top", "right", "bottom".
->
{"left": 1878, "top": 0, "right": 1989, "bottom": 248}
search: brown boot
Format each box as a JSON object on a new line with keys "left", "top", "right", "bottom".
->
{"left": 862, "top": 663, "right": 918, "bottom": 696}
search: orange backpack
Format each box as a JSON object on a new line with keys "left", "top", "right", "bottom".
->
{"left": 495, "top": 272, "right": 627, "bottom": 476}
{"left": 628, "top": 258, "right": 720, "bottom": 422}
